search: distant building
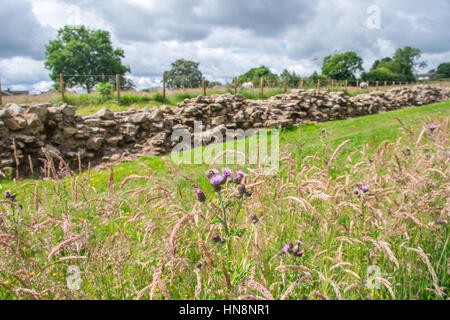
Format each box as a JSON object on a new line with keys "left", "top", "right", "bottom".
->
{"left": 1, "top": 89, "right": 29, "bottom": 96}
{"left": 416, "top": 72, "right": 438, "bottom": 80}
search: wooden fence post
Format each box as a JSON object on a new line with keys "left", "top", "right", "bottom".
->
{"left": 376, "top": 81, "right": 379, "bottom": 91}
{"left": 0, "top": 73, "right": 2, "bottom": 106}
{"left": 316, "top": 79, "right": 320, "bottom": 95}
{"left": 202, "top": 77, "right": 206, "bottom": 96}
{"left": 283, "top": 77, "right": 287, "bottom": 93}
{"left": 345, "top": 79, "right": 348, "bottom": 91}
{"left": 331, "top": 79, "right": 335, "bottom": 91}
{"left": 60, "top": 74, "right": 64, "bottom": 103}
{"left": 162, "top": 73, "right": 166, "bottom": 101}
{"left": 234, "top": 77, "right": 237, "bottom": 94}
{"left": 356, "top": 80, "right": 359, "bottom": 91}
{"left": 116, "top": 74, "right": 120, "bottom": 103}
{"left": 300, "top": 79, "right": 304, "bottom": 89}
{"left": 384, "top": 81, "right": 387, "bottom": 90}
{"left": 260, "top": 77, "right": 264, "bottom": 98}
{"left": 367, "top": 80, "right": 370, "bottom": 89}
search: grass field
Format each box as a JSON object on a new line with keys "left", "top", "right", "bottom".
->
{"left": 0, "top": 101, "right": 448, "bottom": 300}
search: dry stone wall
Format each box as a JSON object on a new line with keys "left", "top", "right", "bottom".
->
{"left": 0, "top": 85, "right": 449, "bottom": 177}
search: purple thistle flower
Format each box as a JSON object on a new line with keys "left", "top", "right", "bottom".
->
{"left": 196, "top": 189, "right": 206, "bottom": 203}
{"left": 196, "top": 262, "right": 202, "bottom": 269}
{"left": 206, "top": 169, "right": 220, "bottom": 179}
{"left": 321, "top": 128, "right": 327, "bottom": 134}
{"left": 281, "top": 245, "right": 291, "bottom": 254}
{"left": 296, "top": 118, "right": 303, "bottom": 124}
{"left": 426, "top": 124, "right": 438, "bottom": 131}
{"left": 356, "top": 182, "right": 364, "bottom": 189}
{"left": 251, "top": 214, "right": 259, "bottom": 224}
{"left": 212, "top": 234, "right": 221, "bottom": 242}
{"left": 4, "top": 190, "right": 11, "bottom": 199}
{"left": 353, "top": 188, "right": 360, "bottom": 195}
{"left": 233, "top": 171, "right": 246, "bottom": 184}
{"left": 209, "top": 175, "right": 224, "bottom": 192}
{"left": 362, "top": 185, "right": 370, "bottom": 193}
{"left": 222, "top": 168, "right": 233, "bottom": 180}
{"left": 292, "top": 249, "right": 304, "bottom": 257}
{"left": 238, "top": 184, "right": 247, "bottom": 196}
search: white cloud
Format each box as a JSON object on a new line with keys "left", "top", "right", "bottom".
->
{"left": 0, "top": 0, "right": 449, "bottom": 93}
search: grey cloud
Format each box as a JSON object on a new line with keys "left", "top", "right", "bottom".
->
{"left": 0, "top": 0, "right": 51, "bottom": 59}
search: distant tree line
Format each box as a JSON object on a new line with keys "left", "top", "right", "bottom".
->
{"left": 43, "top": 25, "right": 449, "bottom": 92}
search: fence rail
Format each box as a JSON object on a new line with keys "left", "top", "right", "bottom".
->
{"left": 0, "top": 73, "right": 448, "bottom": 107}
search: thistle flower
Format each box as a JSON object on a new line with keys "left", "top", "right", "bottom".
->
{"left": 196, "top": 189, "right": 206, "bottom": 203}
{"left": 292, "top": 248, "right": 304, "bottom": 257}
{"left": 353, "top": 188, "right": 360, "bottom": 195}
{"left": 250, "top": 214, "right": 259, "bottom": 224}
{"left": 281, "top": 240, "right": 303, "bottom": 257}
{"left": 362, "top": 185, "right": 370, "bottom": 193}
{"left": 222, "top": 168, "right": 233, "bottom": 180}
{"left": 321, "top": 128, "right": 327, "bottom": 134}
{"left": 209, "top": 175, "right": 224, "bottom": 192}
{"left": 4, "top": 190, "right": 16, "bottom": 202}
{"left": 206, "top": 169, "right": 220, "bottom": 179}
{"left": 403, "top": 146, "right": 411, "bottom": 156}
{"left": 196, "top": 262, "right": 202, "bottom": 269}
{"left": 426, "top": 124, "right": 438, "bottom": 131}
{"left": 238, "top": 184, "right": 247, "bottom": 196}
{"left": 356, "top": 182, "right": 364, "bottom": 189}
{"left": 296, "top": 118, "right": 303, "bottom": 124}
{"left": 246, "top": 191, "right": 253, "bottom": 197}
{"left": 233, "top": 171, "right": 246, "bottom": 184}
{"left": 212, "top": 234, "right": 221, "bottom": 242}
{"left": 281, "top": 245, "right": 291, "bottom": 254}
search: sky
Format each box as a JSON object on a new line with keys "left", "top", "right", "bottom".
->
{"left": 0, "top": 0, "right": 449, "bottom": 93}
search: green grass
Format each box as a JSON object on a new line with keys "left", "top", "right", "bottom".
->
{"left": 0, "top": 101, "right": 448, "bottom": 300}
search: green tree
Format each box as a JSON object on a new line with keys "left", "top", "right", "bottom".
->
{"left": 237, "top": 66, "right": 279, "bottom": 87}
{"left": 164, "top": 59, "right": 203, "bottom": 89}
{"left": 280, "top": 69, "right": 301, "bottom": 87}
{"left": 392, "top": 46, "right": 427, "bottom": 80}
{"left": 436, "top": 62, "right": 450, "bottom": 78}
{"left": 45, "top": 25, "right": 130, "bottom": 93}
{"left": 361, "top": 67, "right": 406, "bottom": 82}
{"left": 322, "top": 51, "right": 364, "bottom": 80}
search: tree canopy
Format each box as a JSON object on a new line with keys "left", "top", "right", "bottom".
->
{"left": 322, "top": 51, "right": 364, "bottom": 80}
{"left": 280, "top": 69, "right": 301, "bottom": 87}
{"left": 237, "top": 66, "right": 279, "bottom": 87}
{"left": 437, "top": 62, "right": 450, "bottom": 78}
{"left": 362, "top": 46, "right": 426, "bottom": 82}
{"left": 163, "top": 59, "right": 203, "bottom": 89}
{"left": 45, "top": 25, "right": 130, "bottom": 93}
{"left": 392, "top": 46, "right": 427, "bottom": 80}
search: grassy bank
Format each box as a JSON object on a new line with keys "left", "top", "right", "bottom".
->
{"left": 0, "top": 101, "right": 448, "bottom": 300}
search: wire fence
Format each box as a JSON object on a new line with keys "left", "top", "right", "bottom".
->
{"left": 0, "top": 72, "right": 448, "bottom": 106}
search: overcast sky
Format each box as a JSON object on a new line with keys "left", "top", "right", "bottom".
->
{"left": 1, "top": 0, "right": 449, "bottom": 93}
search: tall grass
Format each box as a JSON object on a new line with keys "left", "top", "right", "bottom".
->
{"left": 0, "top": 101, "right": 448, "bottom": 300}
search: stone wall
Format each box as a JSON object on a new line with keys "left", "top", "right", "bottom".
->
{"left": 0, "top": 85, "right": 449, "bottom": 177}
